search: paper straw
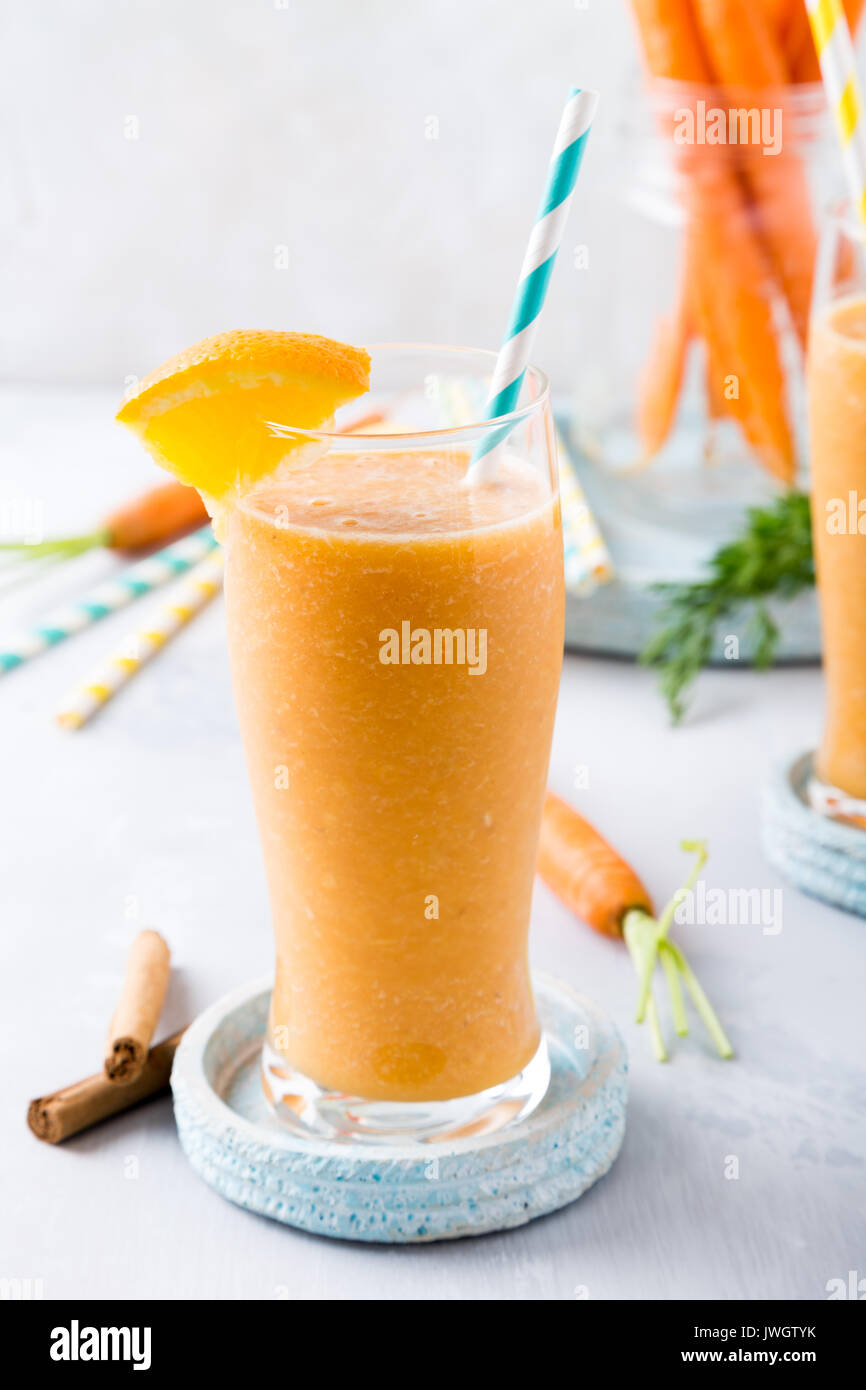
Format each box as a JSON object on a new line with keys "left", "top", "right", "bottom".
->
{"left": 556, "top": 442, "right": 614, "bottom": 593}
{"left": 56, "top": 549, "right": 225, "bottom": 729}
{"left": 806, "top": 0, "right": 866, "bottom": 222}
{"left": 0, "top": 527, "right": 218, "bottom": 675}
{"left": 467, "top": 85, "right": 598, "bottom": 480}
{"left": 441, "top": 376, "right": 612, "bottom": 593}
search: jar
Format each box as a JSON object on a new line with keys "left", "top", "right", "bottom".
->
{"left": 574, "top": 78, "right": 840, "bottom": 541}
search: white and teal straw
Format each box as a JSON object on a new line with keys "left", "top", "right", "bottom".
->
{"left": 469, "top": 85, "right": 598, "bottom": 479}
{"left": 0, "top": 526, "right": 217, "bottom": 675}
{"left": 441, "top": 375, "right": 612, "bottom": 592}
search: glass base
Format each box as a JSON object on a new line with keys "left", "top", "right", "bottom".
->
{"left": 261, "top": 1037, "right": 551, "bottom": 1146}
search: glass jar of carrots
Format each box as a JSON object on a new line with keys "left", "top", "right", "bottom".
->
{"left": 575, "top": 76, "right": 836, "bottom": 530}
{"left": 572, "top": 1, "right": 862, "bottom": 537}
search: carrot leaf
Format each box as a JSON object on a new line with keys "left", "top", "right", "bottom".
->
{"left": 0, "top": 530, "right": 110, "bottom": 562}
{"left": 622, "top": 841, "right": 733, "bottom": 1061}
{"left": 640, "top": 492, "right": 814, "bottom": 723}
{"left": 623, "top": 912, "right": 668, "bottom": 1060}
{"left": 660, "top": 943, "right": 688, "bottom": 1037}
{"left": 664, "top": 939, "right": 734, "bottom": 1060}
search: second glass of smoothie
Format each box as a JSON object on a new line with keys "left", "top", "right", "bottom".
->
{"left": 225, "top": 346, "right": 564, "bottom": 1142}
{"left": 808, "top": 213, "right": 866, "bottom": 810}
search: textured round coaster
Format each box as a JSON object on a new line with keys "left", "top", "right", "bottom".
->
{"left": 762, "top": 751, "right": 866, "bottom": 918}
{"left": 171, "top": 972, "right": 627, "bottom": 1244}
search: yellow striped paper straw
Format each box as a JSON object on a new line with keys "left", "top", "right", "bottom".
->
{"left": 806, "top": 0, "right": 866, "bottom": 222}
{"left": 556, "top": 443, "right": 613, "bottom": 594}
{"left": 56, "top": 549, "right": 224, "bottom": 729}
{"left": 0, "top": 527, "right": 217, "bottom": 676}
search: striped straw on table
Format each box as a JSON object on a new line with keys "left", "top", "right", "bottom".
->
{"left": 468, "top": 85, "right": 598, "bottom": 480}
{"left": 0, "top": 526, "right": 218, "bottom": 675}
{"left": 806, "top": 0, "right": 866, "bottom": 221}
{"left": 56, "top": 548, "right": 225, "bottom": 729}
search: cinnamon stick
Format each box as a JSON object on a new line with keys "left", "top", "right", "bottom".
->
{"left": 104, "top": 929, "right": 171, "bottom": 1083}
{"left": 28, "top": 1029, "right": 185, "bottom": 1144}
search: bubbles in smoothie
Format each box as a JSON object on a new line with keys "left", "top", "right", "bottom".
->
{"left": 243, "top": 448, "right": 551, "bottom": 536}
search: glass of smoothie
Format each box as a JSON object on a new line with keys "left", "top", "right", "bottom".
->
{"left": 808, "top": 209, "right": 866, "bottom": 811}
{"left": 224, "top": 345, "right": 564, "bottom": 1142}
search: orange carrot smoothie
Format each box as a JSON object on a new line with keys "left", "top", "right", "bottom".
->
{"left": 225, "top": 447, "right": 564, "bottom": 1103}
{"left": 808, "top": 294, "right": 866, "bottom": 798}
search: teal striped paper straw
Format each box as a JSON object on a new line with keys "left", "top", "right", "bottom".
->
{"left": 0, "top": 526, "right": 217, "bottom": 674}
{"left": 441, "top": 375, "right": 612, "bottom": 593}
{"left": 469, "top": 85, "right": 598, "bottom": 478}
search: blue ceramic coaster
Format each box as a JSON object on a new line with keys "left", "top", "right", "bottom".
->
{"left": 762, "top": 751, "right": 866, "bottom": 918}
{"left": 171, "top": 972, "right": 627, "bottom": 1244}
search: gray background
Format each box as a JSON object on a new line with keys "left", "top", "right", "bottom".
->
{"left": 2, "top": 0, "right": 634, "bottom": 389}
{"left": 1, "top": 1, "right": 864, "bottom": 1302}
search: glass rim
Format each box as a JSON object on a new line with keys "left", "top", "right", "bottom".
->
{"left": 263, "top": 342, "right": 551, "bottom": 444}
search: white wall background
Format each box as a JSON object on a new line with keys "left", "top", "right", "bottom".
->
{"left": 1, "top": 0, "right": 638, "bottom": 392}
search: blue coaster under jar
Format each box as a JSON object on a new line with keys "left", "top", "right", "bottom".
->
{"left": 171, "top": 972, "right": 627, "bottom": 1244}
{"left": 762, "top": 752, "right": 866, "bottom": 918}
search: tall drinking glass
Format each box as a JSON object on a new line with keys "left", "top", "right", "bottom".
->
{"left": 224, "top": 346, "right": 564, "bottom": 1143}
{"left": 808, "top": 211, "right": 866, "bottom": 806}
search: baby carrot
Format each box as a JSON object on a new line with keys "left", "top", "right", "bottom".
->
{"left": 692, "top": 0, "right": 817, "bottom": 348}
{"left": 629, "top": 0, "right": 710, "bottom": 81}
{"left": 538, "top": 792, "right": 668, "bottom": 1058}
{"left": 0, "top": 480, "right": 209, "bottom": 563}
{"left": 760, "top": 0, "right": 795, "bottom": 35}
{"left": 629, "top": 0, "right": 795, "bottom": 475}
{"left": 629, "top": 1, "right": 714, "bottom": 459}
{"left": 688, "top": 196, "right": 795, "bottom": 482}
{"left": 538, "top": 791, "right": 654, "bottom": 937}
{"left": 538, "top": 791, "right": 734, "bottom": 1060}
{"left": 704, "top": 325, "right": 728, "bottom": 423}
{"left": 101, "top": 481, "right": 208, "bottom": 552}
{"left": 636, "top": 272, "right": 692, "bottom": 463}
{"left": 693, "top": 0, "right": 788, "bottom": 84}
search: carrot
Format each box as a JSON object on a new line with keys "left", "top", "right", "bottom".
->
{"left": 637, "top": 225, "right": 717, "bottom": 455}
{"left": 538, "top": 792, "right": 653, "bottom": 937}
{"left": 672, "top": 90, "right": 797, "bottom": 480}
{"left": 760, "top": 0, "right": 795, "bottom": 35}
{"left": 629, "top": 1, "right": 719, "bottom": 458}
{"left": 636, "top": 272, "right": 692, "bottom": 463}
{"left": 694, "top": 0, "right": 788, "bottom": 85}
{"left": 688, "top": 226, "right": 752, "bottom": 444}
{"left": 0, "top": 480, "right": 210, "bottom": 564}
{"left": 629, "top": 0, "right": 796, "bottom": 476}
{"left": 103, "top": 481, "right": 209, "bottom": 552}
{"left": 630, "top": 0, "right": 711, "bottom": 81}
{"left": 688, "top": 202, "right": 796, "bottom": 481}
{"left": 692, "top": 0, "right": 817, "bottom": 347}
{"left": 703, "top": 314, "right": 728, "bottom": 423}
{"left": 664, "top": 201, "right": 794, "bottom": 482}
{"left": 784, "top": 5, "right": 818, "bottom": 80}
{"left": 537, "top": 790, "right": 733, "bottom": 1060}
